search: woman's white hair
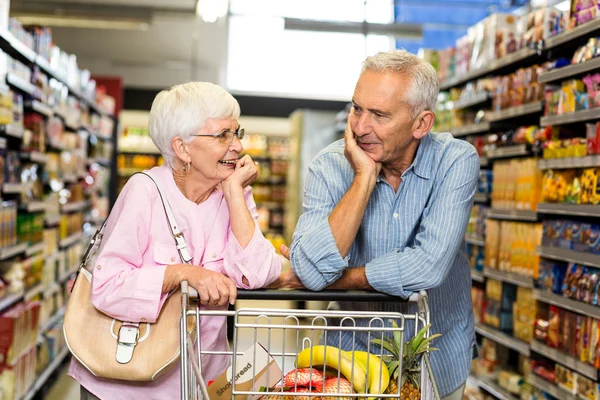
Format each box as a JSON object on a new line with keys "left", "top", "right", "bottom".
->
{"left": 148, "top": 81, "right": 241, "bottom": 167}
{"left": 362, "top": 50, "right": 439, "bottom": 117}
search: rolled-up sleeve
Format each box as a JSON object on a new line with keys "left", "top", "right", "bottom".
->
{"left": 91, "top": 177, "right": 167, "bottom": 323}
{"left": 221, "top": 187, "right": 282, "bottom": 289}
{"left": 290, "top": 158, "right": 348, "bottom": 291}
{"left": 365, "top": 149, "right": 479, "bottom": 298}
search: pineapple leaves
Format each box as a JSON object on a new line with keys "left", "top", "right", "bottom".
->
{"left": 387, "top": 360, "right": 399, "bottom": 378}
{"left": 371, "top": 338, "right": 399, "bottom": 356}
{"left": 411, "top": 324, "right": 433, "bottom": 353}
{"left": 390, "top": 319, "right": 401, "bottom": 348}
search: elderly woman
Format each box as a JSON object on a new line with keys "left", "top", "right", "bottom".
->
{"left": 69, "top": 82, "right": 282, "bottom": 399}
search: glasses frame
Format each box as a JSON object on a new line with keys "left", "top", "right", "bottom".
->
{"left": 193, "top": 128, "right": 245, "bottom": 144}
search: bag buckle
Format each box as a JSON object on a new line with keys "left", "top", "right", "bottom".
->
{"left": 115, "top": 324, "right": 139, "bottom": 364}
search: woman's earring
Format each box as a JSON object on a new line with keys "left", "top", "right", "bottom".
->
{"left": 183, "top": 162, "right": 191, "bottom": 173}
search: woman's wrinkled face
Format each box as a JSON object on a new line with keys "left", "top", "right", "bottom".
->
{"left": 188, "top": 117, "right": 243, "bottom": 183}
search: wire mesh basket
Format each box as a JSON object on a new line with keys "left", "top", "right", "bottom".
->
{"left": 180, "top": 286, "right": 440, "bottom": 400}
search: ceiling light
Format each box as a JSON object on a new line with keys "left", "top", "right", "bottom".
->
{"left": 16, "top": 14, "right": 150, "bottom": 31}
{"left": 196, "top": 0, "right": 229, "bottom": 23}
{"left": 284, "top": 18, "right": 423, "bottom": 40}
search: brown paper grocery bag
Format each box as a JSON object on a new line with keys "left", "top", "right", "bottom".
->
{"left": 207, "top": 343, "right": 282, "bottom": 399}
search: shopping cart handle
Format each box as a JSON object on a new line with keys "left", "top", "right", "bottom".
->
{"left": 235, "top": 288, "right": 421, "bottom": 302}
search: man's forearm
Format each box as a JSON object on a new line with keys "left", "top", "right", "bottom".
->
{"left": 326, "top": 267, "right": 372, "bottom": 290}
{"left": 329, "top": 174, "right": 376, "bottom": 258}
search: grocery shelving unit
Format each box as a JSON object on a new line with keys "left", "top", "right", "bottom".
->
{"left": 467, "top": 376, "right": 520, "bottom": 400}
{"left": 440, "top": 16, "right": 600, "bottom": 400}
{"left": 0, "top": 23, "right": 119, "bottom": 400}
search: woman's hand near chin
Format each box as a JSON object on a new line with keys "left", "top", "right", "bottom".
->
{"left": 222, "top": 155, "right": 258, "bottom": 192}
{"left": 221, "top": 155, "right": 257, "bottom": 249}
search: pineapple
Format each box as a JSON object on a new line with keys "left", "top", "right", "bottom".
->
{"left": 372, "top": 322, "right": 440, "bottom": 400}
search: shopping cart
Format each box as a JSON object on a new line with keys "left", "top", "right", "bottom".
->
{"left": 180, "top": 283, "right": 440, "bottom": 400}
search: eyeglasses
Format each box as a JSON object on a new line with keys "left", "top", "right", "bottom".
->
{"left": 193, "top": 128, "right": 245, "bottom": 144}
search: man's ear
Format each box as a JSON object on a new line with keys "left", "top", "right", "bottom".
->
{"left": 412, "top": 110, "right": 435, "bottom": 140}
{"left": 171, "top": 136, "right": 191, "bottom": 164}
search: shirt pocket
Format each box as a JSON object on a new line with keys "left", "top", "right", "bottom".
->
{"left": 153, "top": 244, "right": 180, "bottom": 265}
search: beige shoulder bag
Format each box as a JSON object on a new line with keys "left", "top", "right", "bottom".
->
{"left": 63, "top": 171, "right": 194, "bottom": 381}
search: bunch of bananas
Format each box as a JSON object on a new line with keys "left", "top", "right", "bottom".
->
{"left": 295, "top": 345, "right": 390, "bottom": 399}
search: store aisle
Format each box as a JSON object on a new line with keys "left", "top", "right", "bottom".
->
{"left": 46, "top": 364, "right": 79, "bottom": 400}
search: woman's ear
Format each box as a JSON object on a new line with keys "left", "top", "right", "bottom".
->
{"left": 412, "top": 110, "right": 436, "bottom": 140}
{"left": 171, "top": 136, "right": 191, "bottom": 164}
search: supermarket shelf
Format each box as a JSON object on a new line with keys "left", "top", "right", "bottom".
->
{"left": 538, "top": 246, "right": 600, "bottom": 268}
{"left": 39, "top": 307, "right": 66, "bottom": 335}
{"left": 22, "top": 200, "right": 49, "bottom": 213}
{"left": 2, "top": 182, "right": 29, "bottom": 193}
{"left": 539, "top": 155, "right": 600, "bottom": 170}
{"left": 6, "top": 72, "right": 36, "bottom": 95}
{"left": 64, "top": 122, "right": 81, "bottom": 132}
{"left": 0, "top": 29, "right": 112, "bottom": 119}
{"left": 59, "top": 232, "right": 83, "bottom": 248}
{"left": 61, "top": 200, "right": 90, "bottom": 213}
{"left": 0, "top": 28, "right": 36, "bottom": 62}
{"left": 539, "top": 57, "right": 600, "bottom": 84}
{"left": 487, "top": 101, "right": 544, "bottom": 122}
{"left": 118, "top": 167, "right": 144, "bottom": 177}
{"left": 545, "top": 18, "right": 600, "bottom": 50}
{"left": 87, "top": 157, "right": 111, "bottom": 167}
{"left": 475, "top": 323, "right": 531, "bottom": 356}
{"left": 541, "top": 108, "right": 600, "bottom": 127}
{"left": 483, "top": 268, "right": 534, "bottom": 288}
{"left": 534, "top": 289, "right": 600, "bottom": 320}
{"left": 486, "top": 209, "right": 537, "bottom": 221}
{"left": 63, "top": 173, "right": 78, "bottom": 184}
{"left": 486, "top": 144, "right": 531, "bottom": 159}
{"left": 20, "top": 151, "right": 49, "bottom": 164}
{"left": 469, "top": 375, "right": 519, "bottom": 400}
{"left": 119, "top": 149, "right": 162, "bottom": 156}
{"left": 45, "top": 214, "right": 61, "bottom": 226}
{"left": 527, "top": 374, "right": 576, "bottom": 400}
{"left": 47, "top": 140, "right": 66, "bottom": 152}
{"left": 440, "top": 47, "right": 539, "bottom": 90}
{"left": 530, "top": 340, "right": 598, "bottom": 380}
{"left": 0, "top": 242, "right": 27, "bottom": 260}
{"left": 59, "top": 266, "right": 78, "bottom": 283}
{"left": 90, "top": 132, "right": 113, "bottom": 141}
{"left": 0, "top": 124, "right": 24, "bottom": 139}
{"left": 471, "top": 269, "right": 485, "bottom": 283}
{"left": 474, "top": 193, "right": 489, "bottom": 203}
{"left": 537, "top": 203, "right": 600, "bottom": 218}
{"left": 21, "top": 346, "right": 70, "bottom": 400}
{"left": 450, "top": 122, "right": 490, "bottom": 138}
{"left": 0, "top": 292, "right": 24, "bottom": 312}
{"left": 25, "top": 241, "right": 45, "bottom": 257}
{"left": 465, "top": 233, "right": 485, "bottom": 247}
{"left": 479, "top": 156, "right": 489, "bottom": 167}
{"left": 24, "top": 283, "right": 43, "bottom": 301}
{"left": 25, "top": 100, "right": 53, "bottom": 118}
{"left": 43, "top": 283, "right": 61, "bottom": 299}
{"left": 454, "top": 92, "right": 489, "bottom": 110}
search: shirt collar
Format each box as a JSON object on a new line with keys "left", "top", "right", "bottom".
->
{"left": 377, "top": 132, "right": 433, "bottom": 182}
{"left": 411, "top": 132, "right": 433, "bottom": 180}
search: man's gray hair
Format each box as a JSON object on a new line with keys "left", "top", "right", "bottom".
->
{"left": 148, "top": 81, "right": 241, "bottom": 168}
{"left": 362, "top": 50, "right": 439, "bottom": 117}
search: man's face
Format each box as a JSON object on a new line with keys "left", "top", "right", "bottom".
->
{"left": 348, "top": 70, "right": 418, "bottom": 164}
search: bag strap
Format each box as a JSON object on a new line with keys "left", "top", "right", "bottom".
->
{"left": 141, "top": 171, "right": 193, "bottom": 264}
{"left": 78, "top": 171, "right": 193, "bottom": 276}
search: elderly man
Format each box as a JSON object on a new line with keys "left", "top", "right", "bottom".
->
{"left": 277, "top": 50, "right": 479, "bottom": 399}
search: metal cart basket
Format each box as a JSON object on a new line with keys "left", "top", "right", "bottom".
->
{"left": 180, "top": 283, "right": 440, "bottom": 400}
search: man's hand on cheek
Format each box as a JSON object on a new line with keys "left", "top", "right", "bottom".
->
{"left": 343, "top": 122, "right": 382, "bottom": 180}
